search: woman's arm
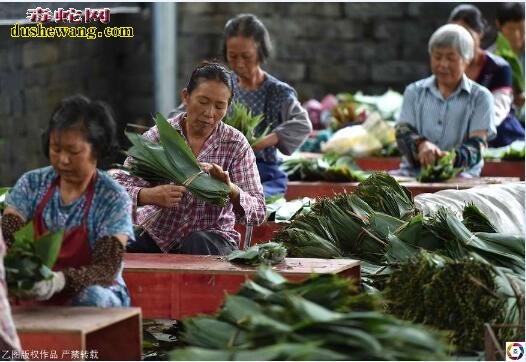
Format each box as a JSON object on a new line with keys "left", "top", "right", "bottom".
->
{"left": 62, "top": 235, "right": 126, "bottom": 294}
{"left": 267, "top": 98, "right": 313, "bottom": 155}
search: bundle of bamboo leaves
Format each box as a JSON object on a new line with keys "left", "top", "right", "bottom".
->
{"left": 269, "top": 171, "right": 524, "bottom": 353}
{"left": 417, "top": 150, "right": 463, "bottom": 182}
{"left": 224, "top": 101, "right": 269, "bottom": 146}
{"left": 383, "top": 251, "right": 505, "bottom": 352}
{"left": 5, "top": 222, "right": 63, "bottom": 296}
{"left": 227, "top": 242, "right": 287, "bottom": 266}
{"left": 280, "top": 153, "right": 369, "bottom": 182}
{"left": 122, "top": 113, "right": 230, "bottom": 207}
{"left": 169, "top": 267, "right": 451, "bottom": 361}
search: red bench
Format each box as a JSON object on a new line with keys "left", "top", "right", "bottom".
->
{"left": 123, "top": 253, "right": 360, "bottom": 320}
{"left": 12, "top": 306, "right": 142, "bottom": 361}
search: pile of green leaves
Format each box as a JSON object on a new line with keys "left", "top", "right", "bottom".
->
{"left": 4, "top": 221, "right": 63, "bottom": 296}
{"left": 383, "top": 251, "right": 504, "bottom": 352}
{"left": 227, "top": 242, "right": 287, "bottom": 266}
{"left": 502, "top": 146, "right": 526, "bottom": 160}
{"left": 122, "top": 113, "right": 230, "bottom": 207}
{"left": 484, "top": 141, "right": 525, "bottom": 161}
{"left": 280, "top": 153, "right": 368, "bottom": 182}
{"left": 224, "top": 101, "right": 269, "bottom": 146}
{"left": 417, "top": 150, "right": 463, "bottom": 182}
{"left": 170, "top": 268, "right": 451, "bottom": 361}
{"left": 269, "top": 173, "right": 524, "bottom": 352}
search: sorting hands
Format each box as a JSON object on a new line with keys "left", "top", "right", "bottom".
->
{"left": 139, "top": 184, "right": 187, "bottom": 208}
{"left": 200, "top": 162, "right": 240, "bottom": 199}
{"left": 417, "top": 140, "right": 448, "bottom": 167}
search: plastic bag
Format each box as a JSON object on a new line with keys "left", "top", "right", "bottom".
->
{"left": 321, "top": 125, "right": 382, "bottom": 157}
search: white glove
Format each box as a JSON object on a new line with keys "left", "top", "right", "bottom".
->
{"left": 26, "top": 271, "right": 66, "bottom": 301}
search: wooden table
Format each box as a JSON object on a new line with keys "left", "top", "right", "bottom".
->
{"left": 285, "top": 177, "right": 521, "bottom": 199}
{"left": 123, "top": 254, "right": 360, "bottom": 319}
{"left": 12, "top": 306, "right": 142, "bottom": 361}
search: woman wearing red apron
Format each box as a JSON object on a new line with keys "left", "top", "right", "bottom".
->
{"left": 1, "top": 95, "right": 134, "bottom": 307}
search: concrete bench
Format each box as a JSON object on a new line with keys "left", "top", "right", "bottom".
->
{"left": 12, "top": 306, "right": 142, "bottom": 361}
{"left": 123, "top": 254, "right": 360, "bottom": 320}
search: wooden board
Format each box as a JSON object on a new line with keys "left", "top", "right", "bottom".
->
{"left": 123, "top": 254, "right": 360, "bottom": 319}
{"left": 12, "top": 306, "right": 142, "bottom": 361}
{"left": 285, "top": 177, "right": 520, "bottom": 199}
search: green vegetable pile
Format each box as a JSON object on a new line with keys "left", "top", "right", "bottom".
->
{"left": 280, "top": 153, "right": 369, "bottom": 182}
{"left": 5, "top": 221, "right": 63, "bottom": 296}
{"left": 170, "top": 267, "right": 451, "bottom": 361}
{"left": 227, "top": 242, "right": 287, "bottom": 266}
{"left": 224, "top": 101, "right": 269, "bottom": 146}
{"left": 270, "top": 172, "right": 524, "bottom": 351}
{"left": 122, "top": 113, "right": 230, "bottom": 207}
{"left": 384, "top": 252, "right": 504, "bottom": 351}
{"left": 417, "top": 150, "right": 463, "bottom": 182}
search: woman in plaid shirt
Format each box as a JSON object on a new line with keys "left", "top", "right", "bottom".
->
{"left": 115, "top": 63, "right": 266, "bottom": 255}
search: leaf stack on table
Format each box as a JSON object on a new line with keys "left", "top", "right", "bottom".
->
{"left": 268, "top": 172, "right": 524, "bottom": 353}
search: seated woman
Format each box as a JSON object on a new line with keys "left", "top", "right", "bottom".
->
{"left": 395, "top": 23, "right": 496, "bottom": 177}
{"left": 222, "top": 14, "right": 312, "bottom": 197}
{"left": 449, "top": 4, "right": 525, "bottom": 147}
{"left": 1, "top": 95, "right": 133, "bottom": 306}
{"left": 0, "top": 228, "right": 21, "bottom": 355}
{"left": 489, "top": 2, "right": 525, "bottom": 122}
{"left": 114, "top": 62, "right": 266, "bottom": 255}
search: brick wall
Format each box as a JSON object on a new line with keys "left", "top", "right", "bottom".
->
{"left": 0, "top": 2, "right": 501, "bottom": 185}
{"left": 0, "top": 6, "right": 152, "bottom": 185}
{"left": 177, "top": 2, "right": 500, "bottom": 99}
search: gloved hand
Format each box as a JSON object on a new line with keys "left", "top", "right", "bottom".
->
{"left": 23, "top": 271, "right": 66, "bottom": 301}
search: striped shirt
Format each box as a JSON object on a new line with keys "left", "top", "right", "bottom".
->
{"left": 114, "top": 113, "right": 266, "bottom": 252}
{"left": 396, "top": 74, "right": 496, "bottom": 175}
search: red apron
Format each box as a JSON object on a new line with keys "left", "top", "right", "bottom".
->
{"left": 32, "top": 173, "right": 97, "bottom": 304}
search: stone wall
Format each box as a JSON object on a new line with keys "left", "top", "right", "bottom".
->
{"left": 177, "top": 2, "right": 500, "bottom": 99}
{"left": 0, "top": 2, "right": 502, "bottom": 185}
{"left": 0, "top": 5, "right": 152, "bottom": 185}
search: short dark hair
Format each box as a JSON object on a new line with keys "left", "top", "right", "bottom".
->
{"left": 497, "top": 2, "right": 525, "bottom": 24}
{"left": 222, "top": 13, "right": 272, "bottom": 63}
{"left": 186, "top": 62, "right": 234, "bottom": 104}
{"left": 42, "top": 94, "right": 118, "bottom": 162}
{"left": 448, "top": 4, "right": 487, "bottom": 35}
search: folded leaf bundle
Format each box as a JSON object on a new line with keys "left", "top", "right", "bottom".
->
{"left": 5, "top": 221, "right": 63, "bottom": 296}
{"left": 227, "top": 242, "right": 287, "bottom": 266}
{"left": 354, "top": 172, "right": 415, "bottom": 220}
{"left": 123, "top": 113, "right": 230, "bottom": 207}
{"left": 224, "top": 101, "right": 269, "bottom": 146}
{"left": 417, "top": 150, "right": 463, "bottom": 182}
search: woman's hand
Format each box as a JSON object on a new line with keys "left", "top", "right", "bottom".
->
{"left": 418, "top": 140, "right": 447, "bottom": 167}
{"left": 200, "top": 162, "right": 240, "bottom": 199}
{"left": 138, "top": 184, "right": 186, "bottom": 208}
{"left": 251, "top": 132, "right": 279, "bottom": 152}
